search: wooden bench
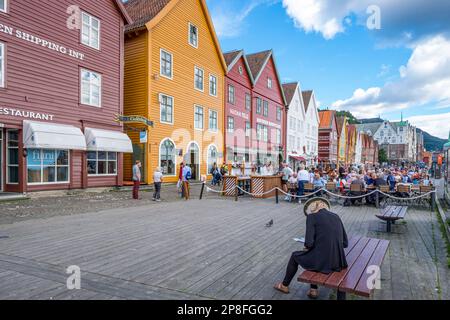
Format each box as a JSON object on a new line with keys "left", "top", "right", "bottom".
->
{"left": 298, "top": 236, "right": 389, "bottom": 300}
{"left": 376, "top": 206, "right": 408, "bottom": 232}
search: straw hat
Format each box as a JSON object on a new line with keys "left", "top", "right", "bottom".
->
{"left": 303, "top": 197, "right": 331, "bottom": 216}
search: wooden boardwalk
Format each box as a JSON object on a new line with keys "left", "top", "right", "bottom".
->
{"left": 0, "top": 198, "right": 449, "bottom": 300}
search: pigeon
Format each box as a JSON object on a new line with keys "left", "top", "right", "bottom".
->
{"left": 265, "top": 219, "right": 274, "bottom": 228}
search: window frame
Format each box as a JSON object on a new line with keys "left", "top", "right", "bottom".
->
{"left": 87, "top": 151, "right": 118, "bottom": 177}
{"left": 267, "top": 77, "right": 273, "bottom": 89}
{"left": 188, "top": 22, "right": 199, "bottom": 48}
{"left": 209, "top": 109, "right": 218, "bottom": 132}
{"left": 227, "top": 116, "right": 235, "bottom": 133}
{"left": 27, "top": 149, "right": 71, "bottom": 185}
{"left": 207, "top": 144, "right": 218, "bottom": 174}
{"left": 209, "top": 73, "right": 217, "bottom": 97}
{"left": 245, "top": 93, "right": 251, "bottom": 111}
{"left": 276, "top": 106, "right": 282, "bottom": 121}
{"left": 80, "top": 68, "right": 102, "bottom": 107}
{"left": 263, "top": 100, "right": 269, "bottom": 117}
{"left": 194, "top": 105, "right": 204, "bottom": 130}
{"left": 6, "top": 130, "right": 19, "bottom": 185}
{"left": 194, "top": 66, "right": 204, "bottom": 92}
{"left": 160, "top": 48, "right": 173, "bottom": 80}
{"left": 159, "top": 138, "right": 177, "bottom": 177}
{"left": 0, "top": 0, "right": 7, "bottom": 13}
{"left": 0, "top": 42, "right": 4, "bottom": 88}
{"left": 81, "top": 11, "right": 101, "bottom": 50}
{"left": 159, "top": 93, "right": 174, "bottom": 125}
{"left": 256, "top": 97, "right": 262, "bottom": 114}
{"left": 245, "top": 121, "right": 251, "bottom": 137}
{"left": 227, "top": 84, "right": 235, "bottom": 105}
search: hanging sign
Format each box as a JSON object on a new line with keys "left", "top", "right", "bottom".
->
{"left": 115, "top": 115, "right": 154, "bottom": 127}
{"left": 140, "top": 130, "right": 148, "bottom": 144}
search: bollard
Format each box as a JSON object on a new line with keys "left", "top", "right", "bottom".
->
{"left": 235, "top": 185, "right": 238, "bottom": 202}
{"left": 199, "top": 182, "right": 205, "bottom": 200}
{"left": 275, "top": 188, "right": 279, "bottom": 204}
{"left": 431, "top": 192, "right": 436, "bottom": 212}
{"left": 375, "top": 190, "right": 380, "bottom": 209}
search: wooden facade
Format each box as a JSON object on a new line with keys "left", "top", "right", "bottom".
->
{"left": 123, "top": 0, "right": 227, "bottom": 184}
{"left": 318, "top": 110, "right": 338, "bottom": 167}
{"left": 0, "top": 0, "right": 130, "bottom": 193}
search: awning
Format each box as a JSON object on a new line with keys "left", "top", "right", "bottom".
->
{"left": 23, "top": 120, "right": 87, "bottom": 150}
{"left": 85, "top": 128, "right": 133, "bottom": 153}
{"left": 289, "top": 155, "right": 306, "bottom": 162}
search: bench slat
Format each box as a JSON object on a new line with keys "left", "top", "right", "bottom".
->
{"left": 298, "top": 236, "right": 361, "bottom": 284}
{"left": 397, "top": 207, "right": 407, "bottom": 219}
{"left": 338, "top": 238, "right": 380, "bottom": 293}
{"left": 322, "top": 237, "right": 371, "bottom": 289}
{"left": 354, "top": 240, "right": 390, "bottom": 297}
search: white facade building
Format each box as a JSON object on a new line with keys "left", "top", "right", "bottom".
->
{"left": 302, "top": 90, "right": 320, "bottom": 167}
{"left": 355, "top": 131, "right": 363, "bottom": 165}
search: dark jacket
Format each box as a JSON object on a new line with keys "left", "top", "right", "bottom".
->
{"left": 374, "top": 178, "right": 387, "bottom": 187}
{"left": 294, "top": 209, "right": 348, "bottom": 274}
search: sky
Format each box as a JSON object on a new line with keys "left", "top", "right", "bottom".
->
{"left": 205, "top": 0, "right": 450, "bottom": 139}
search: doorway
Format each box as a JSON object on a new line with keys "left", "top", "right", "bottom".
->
{"left": 186, "top": 142, "right": 200, "bottom": 181}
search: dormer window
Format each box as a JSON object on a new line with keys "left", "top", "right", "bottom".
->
{"left": 238, "top": 66, "right": 243, "bottom": 75}
{"left": 267, "top": 77, "right": 273, "bottom": 89}
{"left": 189, "top": 23, "right": 198, "bottom": 48}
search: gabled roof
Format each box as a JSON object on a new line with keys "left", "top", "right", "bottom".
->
{"left": 246, "top": 49, "right": 287, "bottom": 106}
{"left": 356, "top": 122, "right": 382, "bottom": 136}
{"left": 302, "top": 91, "right": 313, "bottom": 112}
{"left": 319, "top": 110, "right": 336, "bottom": 130}
{"left": 223, "top": 49, "right": 255, "bottom": 84}
{"left": 282, "top": 83, "right": 299, "bottom": 106}
{"left": 124, "top": 0, "right": 169, "bottom": 32}
{"left": 123, "top": 0, "right": 227, "bottom": 72}
{"left": 114, "top": 0, "right": 133, "bottom": 24}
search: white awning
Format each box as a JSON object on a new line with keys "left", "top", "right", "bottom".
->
{"left": 23, "top": 120, "right": 87, "bottom": 150}
{"left": 85, "top": 128, "right": 133, "bottom": 153}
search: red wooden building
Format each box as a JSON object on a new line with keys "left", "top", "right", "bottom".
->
{"left": 318, "top": 110, "right": 338, "bottom": 169}
{"left": 0, "top": 0, "right": 132, "bottom": 193}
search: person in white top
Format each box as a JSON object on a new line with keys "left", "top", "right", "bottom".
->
{"left": 297, "top": 164, "right": 310, "bottom": 204}
{"left": 153, "top": 167, "right": 163, "bottom": 202}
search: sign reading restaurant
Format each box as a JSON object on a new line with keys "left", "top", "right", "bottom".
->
{"left": 0, "top": 107, "right": 55, "bottom": 121}
{"left": 0, "top": 22, "right": 85, "bottom": 61}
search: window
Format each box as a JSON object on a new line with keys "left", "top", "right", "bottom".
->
{"left": 27, "top": 149, "right": 69, "bottom": 184}
{"left": 267, "top": 77, "right": 273, "bottom": 89}
{"left": 257, "top": 124, "right": 268, "bottom": 142}
{"left": 209, "top": 74, "right": 217, "bottom": 96}
{"left": 245, "top": 93, "right": 251, "bottom": 111}
{"left": 263, "top": 126, "right": 268, "bottom": 142}
{"left": 207, "top": 145, "right": 218, "bottom": 174}
{"left": 256, "top": 98, "right": 262, "bottom": 114}
{"left": 159, "top": 94, "right": 173, "bottom": 124}
{"left": 263, "top": 101, "right": 269, "bottom": 117}
{"left": 0, "top": 0, "right": 7, "bottom": 13}
{"left": 7, "top": 130, "right": 19, "bottom": 184}
{"left": 194, "top": 67, "right": 204, "bottom": 91}
{"left": 87, "top": 151, "right": 117, "bottom": 176}
{"left": 245, "top": 122, "right": 251, "bottom": 137}
{"left": 81, "top": 12, "right": 100, "bottom": 50}
{"left": 81, "top": 69, "right": 101, "bottom": 107}
{"left": 277, "top": 107, "right": 282, "bottom": 121}
{"left": 209, "top": 110, "right": 218, "bottom": 131}
{"left": 227, "top": 117, "right": 234, "bottom": 133}
{"left": 160, "top": 49, "right": 173, "bottom": 79}
{"left": 189, "top": 23, "right": 198, "bottom": 48}
{"left": 228, "top": 85, "right": 235, "bottom": 104}
{"left": 160, "top": 139, "right": 176, "bottom": 176}
{"left": 0, "top": 42, "right": 4, "bottom": 88}
{"left": 194, "top": 105, "right": 204, "bottom": 130}
{"left": 276, "top": 129, "right": 281, "bottom": 145}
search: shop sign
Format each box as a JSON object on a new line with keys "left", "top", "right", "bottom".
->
{"left": 256, "top": 118, "right": 281, "bottom": 129}
{"left": 229, "top": 108, "right": 249, "bottom": 120}
{"left": 0, "top": 107, "right": 54, "bottom": 121}
{"left": 139, "top": 130, "right": 148, "bottom": 144}
{"left": 115, "top": 115, "right": 154, "bottom": 127}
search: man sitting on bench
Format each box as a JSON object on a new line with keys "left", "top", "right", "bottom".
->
{"left": 274, "top": 198, "right": 348, "bottom": 299}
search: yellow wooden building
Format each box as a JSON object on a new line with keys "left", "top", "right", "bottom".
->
{"left": 337, "top": 116, "right": 348, "bottom": 166}
{"left": 123, "top": 0, "right": 227, "bottom": 183}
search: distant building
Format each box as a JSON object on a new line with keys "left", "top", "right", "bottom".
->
{"left": 301, "top": 91, "right": 320, "bottom": 166}
{"left": 318, "top": 110, "right": 338, "bottom": 169}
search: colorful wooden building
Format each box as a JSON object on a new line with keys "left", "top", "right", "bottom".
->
{"left": 123, "top": 0, "right": 227, "bottom": 183}
{"left": 336, "top": 116, "right": 348, "bottom": 166}
{"left": 318, "top": 110, "right": 338, "bottom": 169}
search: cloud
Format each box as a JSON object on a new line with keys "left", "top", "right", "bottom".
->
{"left": 407, "top": 113, "right": 450, "bottom": 140}
{"left": 281, "top": 0, "right": 450, "bottom": 42}
{"left": 209, "top": 0, "right": 277, "bottom": 38}
{"left": 331, "top": 35, "right": 450, "bottom": 123}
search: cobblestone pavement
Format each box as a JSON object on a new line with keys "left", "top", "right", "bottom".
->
{"left": 0, "top": 183, "right": 220, "bottom": 225}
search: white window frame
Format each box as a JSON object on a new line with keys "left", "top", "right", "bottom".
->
{"left": 267, "top": 77, "right": 273, "bottom": 89}
{"left": 81, "top": 68, "right": 102, "bottom": 107}
{"left": 160, "top": 49, "right": 173, "bottom": 79}
{"left": 6, "top": 130, "right": 19, "bottom": 185}
{"left": 159, "top": 93, "right": 174, "bottom": 125}
{"left": 245, "top": 93, "right": 251, "bottom": 111}
{"left": 87, "top": 151, "right": 118, "bottom": 176}
{"left": 227, "top": 116, "right": 234, "bottom": 133}
{"left": 0, "top": 42, "right": 4, "bottom": 88}
{"left": 263, "top": 100, "right": 269, "bottom": 117}
{"left": 228, "top": 85, "right": 235, "bottom": 104}
{"left": 159, "top": 138, "right": 177, "bottom": 177}
{"left": 194, "top": 66, "right": 204, "bottom": 92}
{"left": 188, "top": 22, "right": 199, "bottom": 48}
{"left": 0, "top": 0, "right": 7, "bottom": 13}
{"left": 209, "top": 109, "right": 218, "bottom": 132}
{"left": 245, "top": 121, "right": 251, "bottom": 137}
{"left": 207, "top": 144, "right": 218, "bottom": 174}
{"left": 194, "top": 105, "right": 204, "bottom": 130}
{"left": 81, "top": 12, "right": 101, "bottom": 50}
{"left": 27, "top": 149, "right": 71, "bottom": 185}
{"left": 209, "top": 74, "right": 217, "bottom": 97}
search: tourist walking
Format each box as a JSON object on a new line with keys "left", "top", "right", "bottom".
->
{"left": 182, "top": 164, "right": 192, "bottom": 200}
{"left": 153, "top": 167, "right": 163, "bottom": 202}
{"left": 297, "top": 164, "right": 309, "bottom": 204}
{"left": 132, "top": 160, "right": 142, "bottom": 200}
{"left": 281, "top": 162, "right": 293, "bottom": 200}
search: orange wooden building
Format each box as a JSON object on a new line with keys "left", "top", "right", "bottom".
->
{"left": 123, "top": 0, "right": 227, "bottom": 183}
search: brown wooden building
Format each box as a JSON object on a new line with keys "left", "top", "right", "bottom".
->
{"left": 0, "top": 0, "right": 133, "bottom": 193}
{"left": 318, "top": 110, "right": 338, "bottom": 169}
